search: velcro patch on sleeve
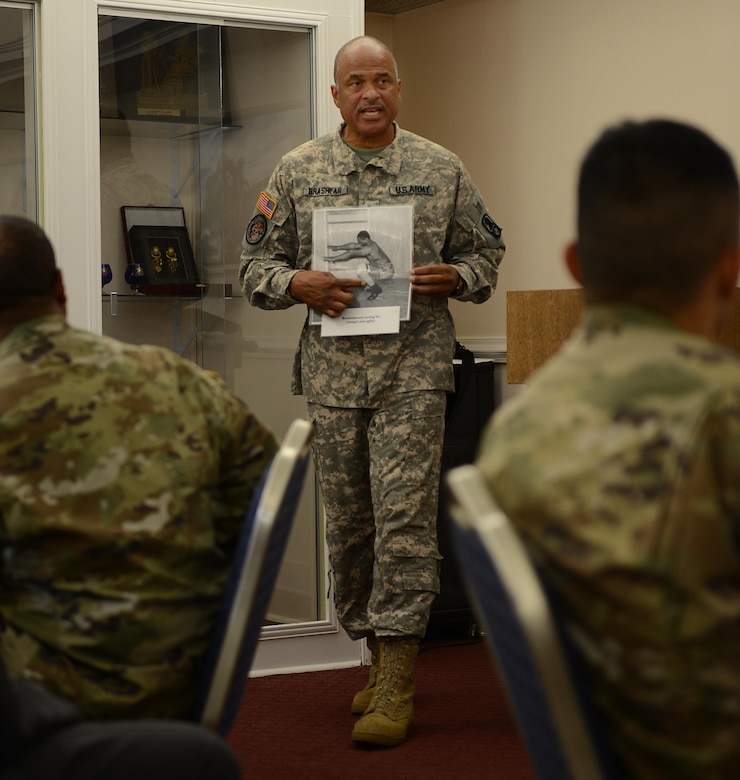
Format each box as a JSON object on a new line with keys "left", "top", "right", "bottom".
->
{"left": 245, "top": 213, "right": 267, "bottom": 244}
{"left": 256, "top": 191, "right": 278, "bottom": 219}
{"left": 482, "top": 213, "right": 502, "bottom": 240}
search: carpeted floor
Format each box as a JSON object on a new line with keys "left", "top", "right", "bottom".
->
{"left": 227, "top": 636, "right": 536, "bottom": 779}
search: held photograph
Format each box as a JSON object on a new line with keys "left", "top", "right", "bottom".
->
{"left": 310, "top": 204, "right": 413, "bottom": 327}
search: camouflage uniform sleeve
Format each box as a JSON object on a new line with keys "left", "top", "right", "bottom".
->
{"left": 238, "top": 165, "right": 303, "bottom": 311}
{"left": 445, "top": 161, "right": 505, "bottom": 304}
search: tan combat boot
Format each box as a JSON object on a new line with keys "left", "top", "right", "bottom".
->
{"left": 351, "top": 640, "right": 418, "bottom": 747}
{"left": 351, "top": 635, "right": 379, "bottom": 715}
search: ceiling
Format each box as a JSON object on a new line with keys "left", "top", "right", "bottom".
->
{"left": 365, "top": 0, "right": 447, "bottom": 14}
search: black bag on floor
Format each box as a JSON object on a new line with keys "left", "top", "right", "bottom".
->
{"left": 430, "top": 342, "right": 496, "bottom": 634}
{"left": 442, "top": 343, "right": 496, "bottom": 471}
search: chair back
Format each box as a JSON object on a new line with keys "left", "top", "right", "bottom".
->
{"left": 445, "top": 464, "right": 611, "bottom": 780}
{"left": 196, "top": 418, "right": 313, "bottom": 735}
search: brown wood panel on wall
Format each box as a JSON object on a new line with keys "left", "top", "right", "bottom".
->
{"left": 507, "top": 289, "right": 740, "bottom": 384}
{"left": 506, "top": 289, "right": 583, "bottom": 384}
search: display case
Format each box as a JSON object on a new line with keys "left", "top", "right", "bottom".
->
{"left": 98, "top": 13, "right": 321, "bottom": 623}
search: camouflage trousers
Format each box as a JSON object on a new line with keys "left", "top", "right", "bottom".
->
{"left": 307, "top": 391, "right": 445, "bottom": 641}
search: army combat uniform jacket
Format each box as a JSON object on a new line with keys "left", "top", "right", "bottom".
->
{"left": 239, "top": 124, "right": 504, "bottom": 407}
{"left": 0, "top": 315, "right": 278, "bottom": 719}
{"left": 477, "top": 304, "right": 740, "bottom": 778}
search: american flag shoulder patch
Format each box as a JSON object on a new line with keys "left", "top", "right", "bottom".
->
{"left": 256, "top": 191, "right": 277, "bottom": 219}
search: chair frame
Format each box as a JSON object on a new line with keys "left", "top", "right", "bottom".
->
{"left": 446, "top": 463, "right": 607, "bottom": 780}
{"left": 198, "top": 418, "right": 313, "bottom": 733}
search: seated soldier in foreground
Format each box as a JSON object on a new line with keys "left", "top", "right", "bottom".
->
{"left": 0, "top": 215, "right": 278, "bottom": 720}
{"left": 477, "top": 119, "right": 740, "bottom": 778}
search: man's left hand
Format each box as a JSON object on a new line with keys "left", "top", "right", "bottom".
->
{"left": 410, "top": 264, "right": 460, "bottom": 297}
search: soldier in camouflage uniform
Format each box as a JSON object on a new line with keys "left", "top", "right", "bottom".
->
{"left": 239, "top": 36, "right": 504, "bottom": 746}
{"left": 477, "top": 120, "right": 740, "bottom": 778}
{"left": 0, "top": 216, "right": 278, "bottom": 722}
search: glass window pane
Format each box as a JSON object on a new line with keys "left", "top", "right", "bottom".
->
{"left": 0, "top": 3, "right": 38, "bottom": 221}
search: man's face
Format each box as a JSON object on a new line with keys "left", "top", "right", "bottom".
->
{"left": 331, "top": 40, "right": 401, "bottom": 149}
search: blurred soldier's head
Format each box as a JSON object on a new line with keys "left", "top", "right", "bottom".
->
{"left": 567, "top": 119, "right": 739, "bottom": 325}
{"left": 0, "top": 215, "right": 64, "bottom": 317}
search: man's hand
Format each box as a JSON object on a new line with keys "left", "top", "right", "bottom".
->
{"left": 289, "top": 270, "right": 365, "bottom": 317}
{"left": 410, "top": 264, "right": 460, "bottom": 297}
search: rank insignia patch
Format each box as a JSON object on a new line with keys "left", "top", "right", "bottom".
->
{"left": 256, "top": 191, "right": 277, "bottom": 219}
{"left": 246, "top": 214, "right": 267, "bottom": 244}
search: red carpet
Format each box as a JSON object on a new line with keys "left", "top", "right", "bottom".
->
{"left": 227, "top": 637, "right": 536, "bottom": 779}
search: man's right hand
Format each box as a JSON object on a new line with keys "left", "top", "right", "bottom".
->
{"left": 289, "top": 270, "right": 365, "bottom": 318}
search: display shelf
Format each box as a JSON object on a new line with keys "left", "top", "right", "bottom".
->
{"left": 100, "top": 116, "right": 240, "bottom": 140}
{"left": 0, "top": 110, "right": 27, "bottom": 132}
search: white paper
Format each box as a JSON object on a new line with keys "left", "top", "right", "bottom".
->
{"left": 320, "top": 306, "right": 401, "bottom": 337}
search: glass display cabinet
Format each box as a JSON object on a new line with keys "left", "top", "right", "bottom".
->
{"left": 98, "top": 12, "right": 322, "bottom": 635}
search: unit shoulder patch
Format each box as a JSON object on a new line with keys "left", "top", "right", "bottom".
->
{"left": 246, "top": 214, "right": 267, "bottom": 245}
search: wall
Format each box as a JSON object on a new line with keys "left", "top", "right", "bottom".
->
{"left": 367, "top": 0, "right": 740, "bottom": 343}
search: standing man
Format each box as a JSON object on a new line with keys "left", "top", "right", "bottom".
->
{"left": 477, "top": 119, "right": 740, "bottom": 776}
{"left": 239, "top": 36, "right": 504, "bottom": 747}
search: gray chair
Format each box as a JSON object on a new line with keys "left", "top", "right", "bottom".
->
{"left": 194, "top": 417, "right": 314, "bottom": 735}
{"left": 445, "top": 463, "right": 616, "bottom": 780}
